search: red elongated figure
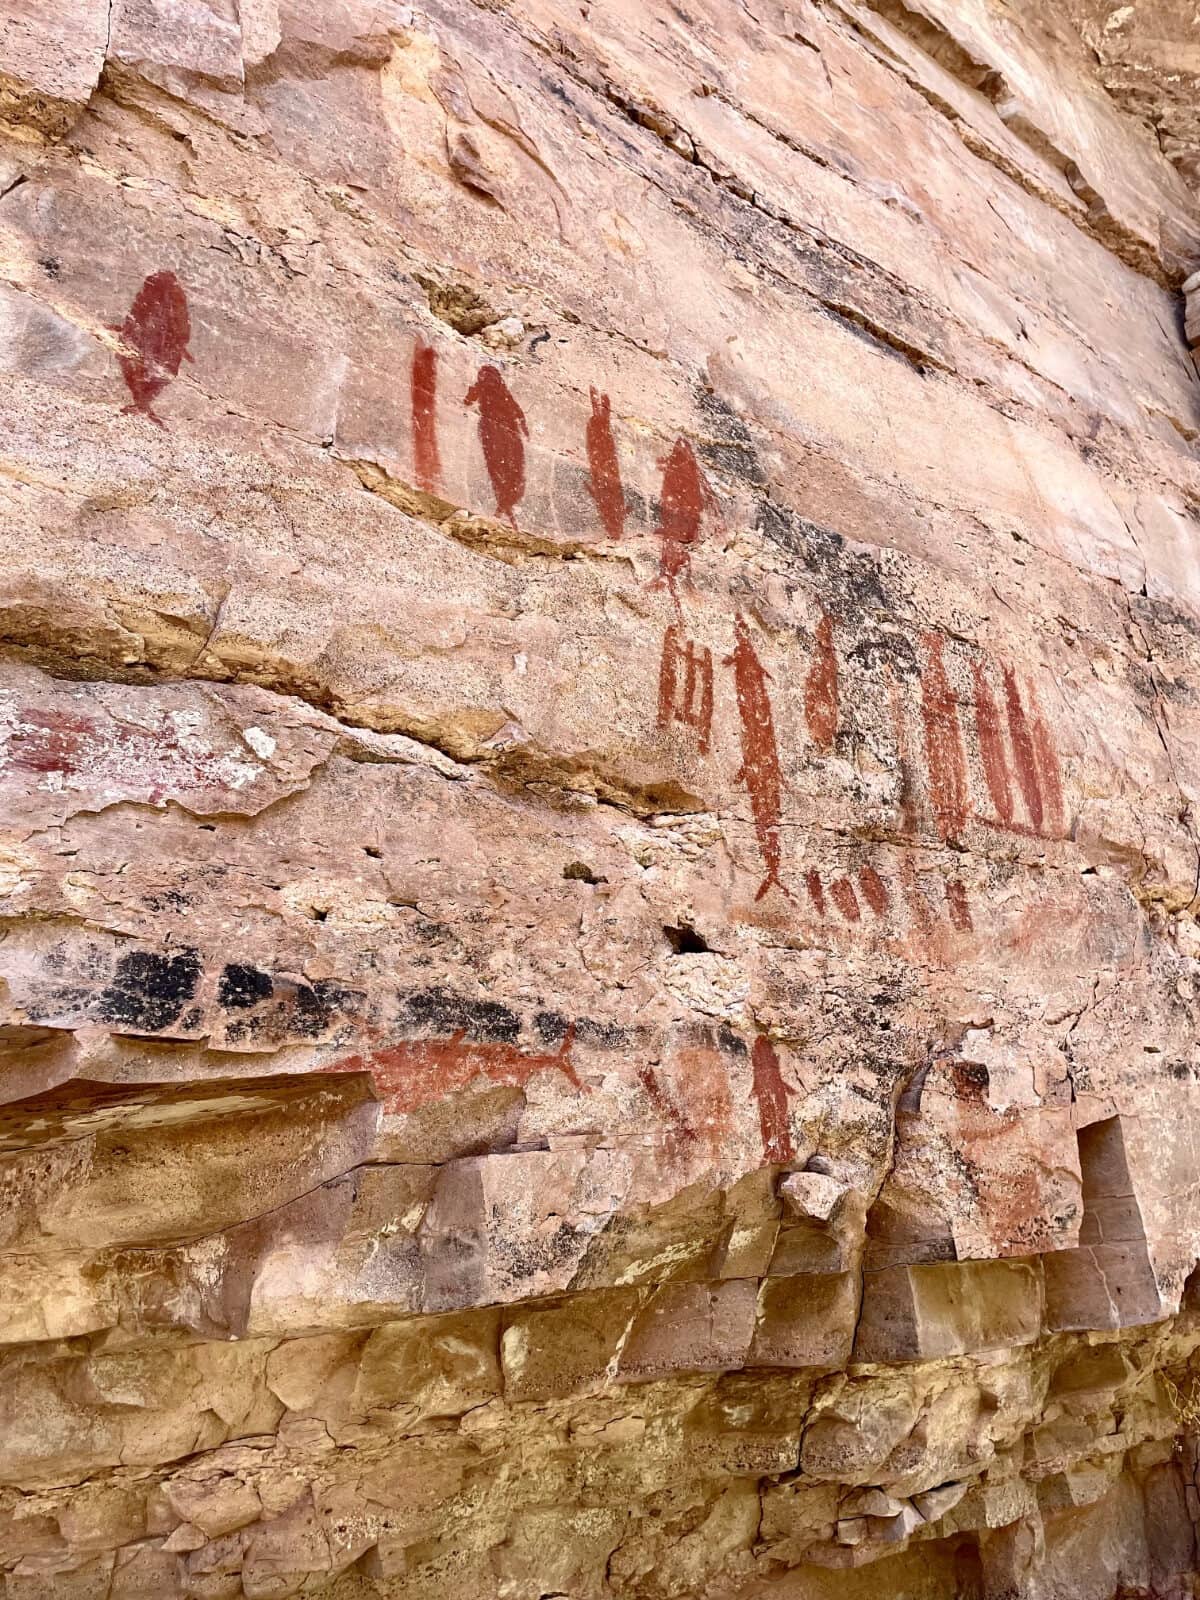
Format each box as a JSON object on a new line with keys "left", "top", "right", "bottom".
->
{"left": 751, "top": 1035, "right": 793, "bottom": 1164}
{"left": 465, "top": 364, "right": 529, "bottom": 523}
{"left": 804, "top": 612, "right": 839, "bottom": 752}
{"left": 725, "top": 615, "right": 790, "bottom": 902}
{"left": 971, "top": 659, "right": 1014, "bottom": 827}
{"left": 654, "top": 437, "right": 716, "bottom": 596}
{"left": 586, "top": 387, "right": 625, "bottom": 539}
{"left": 110, "top": 270, "right": 193, "bottom": 428}
{"left": 1002, "top": 664, "right": 1044, "bottom": 833}
{"left": 919, "top": 632, "right": 970, "bottom": 842}
{"left": 411, "top": 341, "right": 442, "bottom": 493}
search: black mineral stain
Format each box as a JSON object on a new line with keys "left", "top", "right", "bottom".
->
{"left": 218, "top": 963, "right": 275, "bottom": 1010}
{"left": 399, "top": 985, "right": 522, "bottom": 1043}
{"left": 716, "top": 1024, "right": 749, "bottom": 1058}
{"left": 755, "top": 498, "right": 889, "bottom": 619}
{"left": 97, "top": 949, "right": 202, "bottom": 1032}
{"left": 533, "top": 1010, "right": 632, "bottom": 1048}
{"left": 694, "top": 387, "right": 767, "bottom": 488}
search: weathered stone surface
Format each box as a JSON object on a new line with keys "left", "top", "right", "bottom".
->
{"left": 0, "top": 0, "right": 1200, "bottom": 1596}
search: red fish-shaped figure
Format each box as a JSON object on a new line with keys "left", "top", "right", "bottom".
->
{"left": 586, "top": 387, "right": 625, "bottom": 540}
{"left": 110, "top": 270, "right": 193, "bottom": 428}
{"left": 725, "top": 615, "right": 790, "bottom": 902}
{"left": 653, "top": 437, "right": 717, "bottom": 597}
{"left": 465, "top": 364, "right": 529, "bottom": 524}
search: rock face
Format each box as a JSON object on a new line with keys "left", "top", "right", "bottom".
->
{"left": 1, "top": 0, "right": 1200, "bottom": 1595}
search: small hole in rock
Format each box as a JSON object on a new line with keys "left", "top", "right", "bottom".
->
{"left": 311, "top": 907, "right": 329, "bottom": 922}
{"left": 663, "top": 923, "right": 711, "bottom": 954}
{"left": 197, "top": 823, "right": 216, "bottom": 832}
{"left": 364, "top": 845, "right": 383, "bottom": 858}
{"left": 563, "top": 861, "right": 605, "bottom": 884}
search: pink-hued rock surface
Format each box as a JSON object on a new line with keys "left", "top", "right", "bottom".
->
{"left": 1, "top": 0, "right": 1200, "bottom": 1594}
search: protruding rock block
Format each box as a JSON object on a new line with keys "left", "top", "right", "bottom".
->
{"left": 0, "top": 1, "right": 108, "bottom": 137}
{"left": 619, "top": 1280, "right": 758, "bottom": 1379}
{"left": 854, "top": 1259, "right": 1045, "bottom": 1363}
{"left": 748, "top": 1272, "right": 860, "bottom": 1369}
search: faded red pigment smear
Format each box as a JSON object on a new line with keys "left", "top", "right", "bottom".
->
{"left": 654, "top": 438, "right": 715, "bottom": 596}
{"left": 919, "top": 633, "right": 970, "bottom": 841}
{"left": 830, "top": 877, "right": 861, "bottom": 922}
{"left": 657, "top": 623, "right": 714, "bottom": 754}
{"left": 322, "top": 1026, "right": 579, "bottom": 1114}
{"left": 1027, "top": 685, "right": 1064, "bottom": 834}
{"left": 859, "top": 865, "right": 890, "bottom": 916}
{"left": 970, "top": 660, "right": 1014, "bottom": 827}
{"left": 725, "top": 616, "right": 790, "bottom": 901}
{"left": 110, "top": 270, "right": 193, "bottom": 428}
{"left": 1002, "top": 665, "right": 1044, "bottom": 832}
{"left": 945, "top": 879, "right": 973, "bottom": 932}
{"left": 637, "top": 1064, "right": 696, "bottom": 1148}
{"left": 804, "top": 612, "right": 839, "bottom": 752}
{"left": 805, "top": 869, "right": 827, "bottom": 916}
{"left": 900, "top": 856, "right": 936, "bottom": 937}
{"left": 586, "top": 388, "right": 625, "bottom": 540}
{"left": 886, "top": 665, "right": 920, "bottom": 837}
{"left": 464, "top": 364, "right": 529, "bottom": 523}
{"left": 751, "top": 1035, "right": 793, "bottom": 1164}
{"left": 8, "top": 709, "right": 96, "bottom": 775}
{"left": 410, "top": 342, "right": 442, "bottom": 493}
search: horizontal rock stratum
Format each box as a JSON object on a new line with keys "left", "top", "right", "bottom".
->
{"left": 1, "top": 0, "right": 1200, "bottom": 1596}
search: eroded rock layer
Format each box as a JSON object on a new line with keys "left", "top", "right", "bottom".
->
{"left": 1, "top": 0, "right": 1200, "bottom": 1596}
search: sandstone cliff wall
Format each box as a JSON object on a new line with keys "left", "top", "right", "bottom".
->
{"left": 2, "top": 1, "right": 1200, "bottom": 1596}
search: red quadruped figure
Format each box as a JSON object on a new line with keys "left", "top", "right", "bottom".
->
{"left": 725, "top": 615, "right": 791, "bottom": 903}
{"left": 110, "top": 270, "right": 193, "bottom": 428}
{"left": 653, "top": 437, "right": 717, "bottom": 599}
{"left": 465, "top": 364, "right": 529, "bottom": 524}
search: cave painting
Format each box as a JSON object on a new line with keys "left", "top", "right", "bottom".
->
{"left": 829, "top": 877, "right": 861, "bottom": 922}
{"left": 804, "top": 613, "right": 839, "bottom": 752}
{"left": 726, "top": 616, "right": 790, "bottom": 902}
{"left": 465, "top": 363, "right": 529, "bottom": 523}
{"left": 323, "top": 1024, "right": 580, "bottom": 1114}
{"left": 859, "top": 865, "right": 890, "bottom": 915}
{"left": 411, "top": 341, "right": 442, "bottom": 493}
{"left": 751, "top": 1035, "right": 793, "bottom": 1163}
{"left": 657, "top": 623, "right": 714, "bottom": 754}
{"left": 637, "top": 1063, "right": 696, "bottom": 1151}
{"left": 586, "top": 388, "right": 626, "bottom": 540}
{"left": 110, "top": 270, "right": 193, "bottom": 427}
{"left": 804, "top": 857, "right": 971, "bottom": 945}
{"left": 919, "top": 632, "right": 971, "bottom": 843}
{"left": 970, "top": 658, "right": 1063, "bottom": 838}
{"left": 654, "top": 437, "right": 717, "bottom": 596}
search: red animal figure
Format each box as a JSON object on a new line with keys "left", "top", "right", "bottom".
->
{"left": 653, "top": 437, "right": 717, "bottom": 597}
{"left": 751, "top": 1035, "right": 792, "bottom": 1163}
{"left": 110, "top": 270, "right": 193, "bottom": 428}
{"left": 725, "top": 615, "right": 790, "bottom": 902}
{"left": 464, "top": 364, "right": 528, "bottom": 523}
{"left": 586, "top": 387, "right": 625, "bottom": 540}
{"left": 411, "top": 342, "right": 442, "bottom": 493}
{"left": 321, "top": 1025, "right": 580, "bottom": 1115}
